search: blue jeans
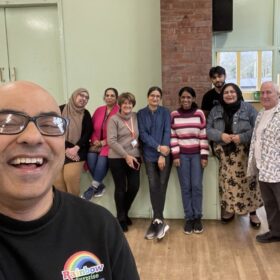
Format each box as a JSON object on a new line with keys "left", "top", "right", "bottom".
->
{"left": 176, "top": 153, "right": 203, "bottom": 220}
{"left": 145, "top": 155, "right": 171, "bottom": 220}
{"left": 87, "top": 152, "right": 108, "bottom": 184}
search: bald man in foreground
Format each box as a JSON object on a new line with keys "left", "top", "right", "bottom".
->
{"left": 0, "top": 81, "right": 139, "bottom": 279}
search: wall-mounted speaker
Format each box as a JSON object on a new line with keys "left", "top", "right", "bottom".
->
{"left": 212, "top": 0, "right": 233, "bottom": 32}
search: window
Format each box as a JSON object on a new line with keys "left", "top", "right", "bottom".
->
{"left": 217, "top": 50, "right": 273, "bottom": 92}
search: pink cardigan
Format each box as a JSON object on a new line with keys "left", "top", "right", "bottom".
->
{"left": 90, "top": 104, "right": 119, "bottom": 156}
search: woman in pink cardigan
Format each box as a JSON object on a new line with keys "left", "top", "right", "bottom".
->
{"left": 82, "top": 88, "right": 119, "bottom": 200}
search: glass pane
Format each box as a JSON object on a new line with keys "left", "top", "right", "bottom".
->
{"left": 262, "top": 51, "right": 273, "bottom": 83}
{"left": 219, "top": 52, "right": 236, "bottom": 84}
{"left": 240, "top": 51, "right": 257, "bottom": 91}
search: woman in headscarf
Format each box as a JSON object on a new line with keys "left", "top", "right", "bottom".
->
{"left": 54, "top": 88, "right": 93, "bottom": 196}
{"left": 207, "top": 83, "right": 263, "bottom": 227}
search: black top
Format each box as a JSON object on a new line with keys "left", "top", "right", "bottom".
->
{"left": 0, "top": 189, "right": 140, "bottom": 280}
{"left": 201, "top": 88, "right": 220, "bottom": 112}
{"left": 60, "top": 104, "right": 93, "bottom": 163}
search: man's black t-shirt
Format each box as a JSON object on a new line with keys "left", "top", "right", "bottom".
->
{"left": 0, "top": 189, "right": 139, "bottom": 280}
{"left": 201, "top": 88, "right": 220, "bottom": 113}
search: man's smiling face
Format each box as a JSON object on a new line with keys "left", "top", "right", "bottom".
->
{"left": 0, "top": 81, "right": 65, "bottom": 215}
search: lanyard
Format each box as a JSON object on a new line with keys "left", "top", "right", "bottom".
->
{"left": 123, "top": 118, "right": 135, "bottom": 138}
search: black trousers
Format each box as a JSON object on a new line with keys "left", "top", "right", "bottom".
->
{"left": 259, "top": 181, "right": 280, "bottom": 237}
{"left": 109, "top": 158, "right": 140, "bottom": 222}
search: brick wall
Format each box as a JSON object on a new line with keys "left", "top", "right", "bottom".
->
{"left": 161, "top": 0, "right": 212, "bottom": 109}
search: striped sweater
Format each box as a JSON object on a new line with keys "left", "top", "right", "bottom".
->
{"left": 171, "top": 107, "right": 209, "bottom": 159}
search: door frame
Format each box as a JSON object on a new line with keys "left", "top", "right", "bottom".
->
{"left": 0, "top": 0, "right": 68, "bottom": 101}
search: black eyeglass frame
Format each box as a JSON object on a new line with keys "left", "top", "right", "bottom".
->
{"left": 0, "top": 110, "right": 69, "bottom": 136}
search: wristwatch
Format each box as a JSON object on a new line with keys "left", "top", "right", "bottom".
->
{"left": 157, "top": 145, "right": 161, "bottom": 153}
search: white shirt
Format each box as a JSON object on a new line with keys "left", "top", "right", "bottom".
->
{"left": 255, "top": 107, "right": 275, "bottom": 169}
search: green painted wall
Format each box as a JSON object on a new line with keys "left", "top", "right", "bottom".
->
{"left": 61, "top": 0, "right": 162, "bottom": 112}
{"left": 81, "top": 157, "right": 220, "bottom": 220}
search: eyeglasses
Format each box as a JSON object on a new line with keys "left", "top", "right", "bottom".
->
{"left": 78, "top": 93, "right": 89, "bottom": 100}
{"left": 149, "top": 94, "right": 161, "bottom": 99}
{"left": 0, "top": 111, "right": 68, "bottom": 136}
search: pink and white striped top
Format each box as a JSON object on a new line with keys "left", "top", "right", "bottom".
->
{"left": 170, "top": 108, "right": 209, "bottom": 159}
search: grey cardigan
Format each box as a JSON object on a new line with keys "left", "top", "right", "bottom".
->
{"left": 107, "top": 112, "right": 141, "bottom": 159}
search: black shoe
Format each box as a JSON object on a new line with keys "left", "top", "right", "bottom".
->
{"left": 145, "top": 221, "right": 157, "bottom": 240}
{"left": 249, "top": 214, "right": 261, "bottom": 229}
{"left": 154, "top": 219, "right": 169, "bottom": 240}
{"left": 193, "top": 218, "right": 203, "bottom": 234}
{"left": 93, "top": 184, "right": 106, "bottom": 197}
{"left": 126, "top": 216, "right": 133, "bottom": 226}
{"left": 119, "top": 221, "right": 128, "bottom": 232}
{"left": 184, "top": 220, "right": 194, "bottom": 235}
{"left": 144, "top": 219, "right": 169, "bottom": 240}
{"left": 81, "top": 186, "right": 97, "bottom": 201}
{"left": 256, "top": 232, "right": 280, "bottom": 243}
{"left": 221, "top": 212, "right": 235, "bottom": 224}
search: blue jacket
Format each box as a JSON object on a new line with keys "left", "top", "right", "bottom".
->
{"left": 137, "top": 106, "right": 171, "bottom": 162}
{"left": 206, "top": 101, "right": 257, "bottom": 145}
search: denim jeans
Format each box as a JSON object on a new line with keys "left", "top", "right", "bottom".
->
{"left": 109, "top": 158, "right": 140, "bottom": 222}
{"left": 87, "top": 152, "right": 108, "bottom": 184}
{"left": 145, "top": 155, "right": 171, "bottom": 220}
{"left": 176, "top": 153, "right": 203, "bottom": 220}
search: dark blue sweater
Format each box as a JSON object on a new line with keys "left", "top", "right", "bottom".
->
{"left": 137, "top": 106, "right": 171, "bottom": 162}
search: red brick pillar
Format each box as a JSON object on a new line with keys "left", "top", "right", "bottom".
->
{"left": 161, "top": 0, "right": 212, "bottom": 109}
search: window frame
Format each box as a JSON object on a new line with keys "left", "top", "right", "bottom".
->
{"left": 216, "top": 49, "right": 274, "bottom": 92}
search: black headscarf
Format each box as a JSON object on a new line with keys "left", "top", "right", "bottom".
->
{"left": 220, "top": 83, "right": 243, "bottom": 155}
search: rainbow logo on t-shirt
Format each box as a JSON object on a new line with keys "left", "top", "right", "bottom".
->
{"left": 61, "top": 251, "right": 104, "bottom": 280}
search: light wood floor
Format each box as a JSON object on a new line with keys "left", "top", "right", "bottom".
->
{"left": 125, "top": 207, "right": 280, "bottom": 280}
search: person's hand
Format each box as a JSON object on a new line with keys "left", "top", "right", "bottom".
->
{"left": 201, "top": 159, "right": 208, "bottom": 168}
{"left": 158, "top": 155, "right": 166, "bottom": 171}
{"left": 125, "top": 155, "right": 138, "bottom": 169}
{"left": 231, "top": 134, "right": 241, "bottom": 144}
{"left": 221, "top": 133, "right": 232, "bottom": 144}
{"left": 66, "top": 146, "right": 80, "bottom": 161}
{"left": 159, "top": 145, "right": 170, "bottom": 156}
{"left": 93, "top": 140, "right": 102, "bottom": 147}
{"left": 100, "top": 140, "right": 106, "bottom": 146}
{"left": 173, "top": 158, "right": 180, "bottom": 167}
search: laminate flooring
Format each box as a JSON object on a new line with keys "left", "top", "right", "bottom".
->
{"left": 125, "top": 207, "right": 280, "bottom": 280}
